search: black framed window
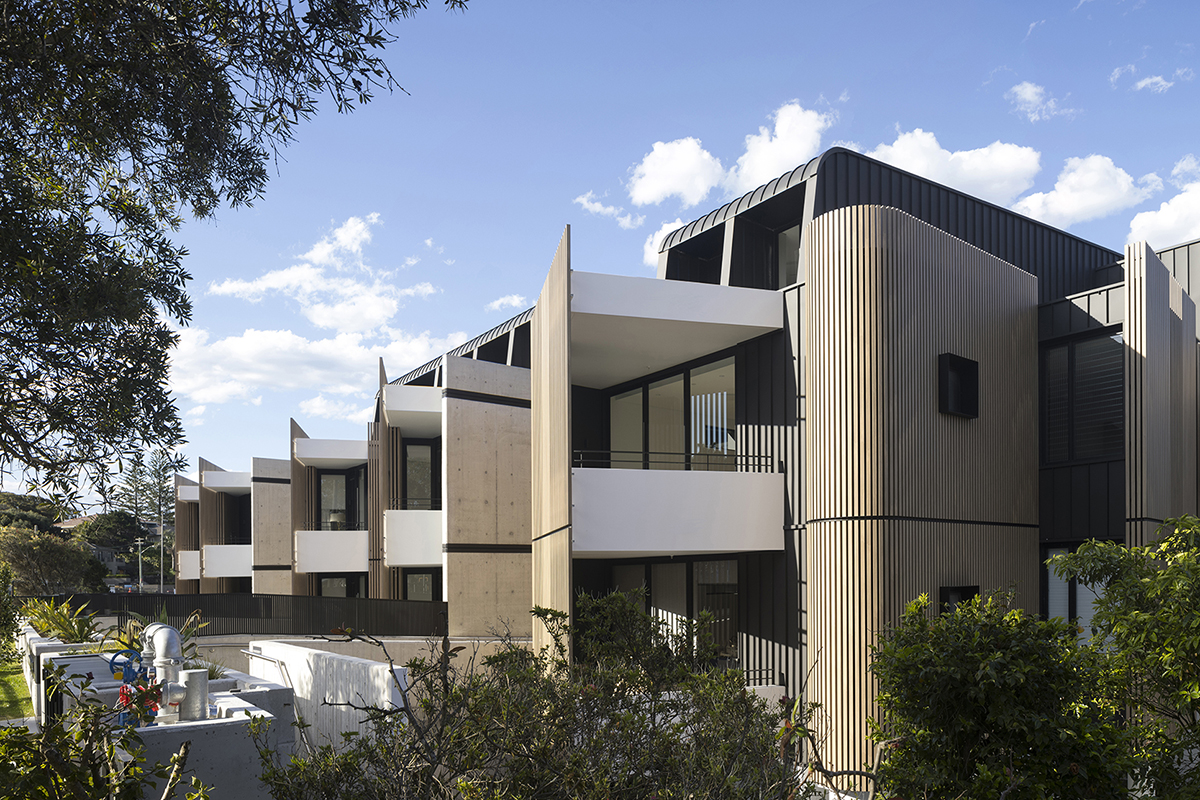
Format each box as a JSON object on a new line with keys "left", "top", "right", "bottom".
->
{"left": 938, "top": 585, "right": 979, "bottom": 614}
{"left": 1041, "top": 333, "right": 1123, "bottom": 465}
{"left": 938, "top": 353, "right": 979, "bottom": 419}
{"left": 402, "top": 439, "right": 441, "bottom": 510}
{"left": 316, "top": 464, "right": 367, "bottom": 530}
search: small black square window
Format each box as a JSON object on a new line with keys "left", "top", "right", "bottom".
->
{"left": 939, "top": 353, "right": 979, "bottom": 419}
{"left": 939, "top": 585, "right": 979, "bottom": 614}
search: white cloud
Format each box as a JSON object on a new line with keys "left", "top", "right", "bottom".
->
{"left": 1023, "top": 20, "right": 1045, "bottom": 41}
{"left": 1110, "top": 64, "right": 1136, "bottom": 87}
{"left": 299, "top": 395, "right": 374, "bottom": 425}
{"left": 208, "top": 215, "right": 437, "bottom": 334}
{"left": 486, "top": 294, "right": 528, "bottom": 312}
{"left": 643, "top": 218, "right": 686, "bottom": 268}
{"left": 184, "top": 405, "right": 206, "bottom": 417}
{"left": 1134, "top": 75, "right": 1175, "bottom": 93}
{"left": 724, "top": 102, "right": 835, "bottom": 195}
{"left": 424, "top": 238, "right": 444, "bottom": 254}
{"left": 866, "top": 128, "right": 1042, "bottom": 205}
{"left": 628, "top": 138, "right": 725, "bottom": 208}
{"left": 1171, "top": 153, "right": 1200, "bottom": 187}
{"left": 1005, "top": 82, "right": 1077, "bottom": 122}
{"left": 169, "top": 326, "right": 469, "bottom": 407}
{"left": 403, "top": 256, "right": 420, "bottom": 268}
{"left": 573, "top": 191, "right": 645, "bottom": 230}
{"left": 1012, "top": 155, "right": 1162, "bottom": 228}
{"left": 1129, "top": 154, "right": 1200, "bottom": 246}
{"left": 1176, "top": 67, "right": 1196, "bottom": 81}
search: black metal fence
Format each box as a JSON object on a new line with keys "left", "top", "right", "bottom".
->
{"left": 28, "top": 593, "right": 448, "bottom": 638}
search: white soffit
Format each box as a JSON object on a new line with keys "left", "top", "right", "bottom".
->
{"left": 294, "top": 438, "right": 368, "bottom": 469}
{"left": 570, "top": 271, "right": 784, "bottom": 389}
{"left": 177, "top": 485, "right": 200, "bottom": 503}
{"left": 201, "top": 471, "right": 252, "bottom": 496}
{"left": 382, "top": 385, "right": 443, "bottom": 438}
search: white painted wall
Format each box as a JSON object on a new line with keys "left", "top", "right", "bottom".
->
{"left": 383, "top": 509, "right": 443, "bottom": 567}
{"left": 294, "top": 530, "right": 368, "bottom": 573}
{"left": 178, "top": 550, "right": 201, "bottom": 580}
{"left": 572, "top": 468, "right": 785, "bottom": 557}
{"left": 383, "top": 385, "right": 443, "bottom": 437}
{"left": 247, "top": 640, "right": 406, "bottom": 746}
{"left": 293, "top": 437, "right": 368, "bottom": 469}
{"left": 201, "top": 471, "right": 251, "bottom": 492}
{"left": 202, "top": 544, "right": 253, "bottom": 578}
{"left": 572, "top": 271, "right": 783, "bottom": 327}
{"left": 177, "top": 484, "right": 200, "bottom": 503}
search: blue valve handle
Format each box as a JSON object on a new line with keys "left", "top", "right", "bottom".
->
{"left": 108, "top": 649, "right": 145, "bottom": 682}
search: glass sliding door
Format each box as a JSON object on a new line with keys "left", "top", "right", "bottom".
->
{"left": 320, "top": 474, "right": 347, "bottom": 530}
{"left": 689, "top": 356, "right": 735, "bottom": 471}
{"left": 648, "top": 374, "right": 685, "bottom": 469}
{"left": 405, "top": 444, "right": 433, "bottom": 509}
{"left": 609, "top": 388, "right": 643, "bottom": 469}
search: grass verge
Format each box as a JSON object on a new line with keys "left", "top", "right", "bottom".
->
{"left": 0, "top": 660, "right": 32, "bottom": 720}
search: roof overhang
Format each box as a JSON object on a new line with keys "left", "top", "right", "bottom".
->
{"left": 293, "top": 438, "right": 368, "bottom": 469}
{"left": 382, "top": 385, "right": 443, "bottom": 438}
{"left": 201, "top": 471, "right": 251, "bottom": 496}
{"left": 570, "top": 271, "right": 784, "bottom": 389}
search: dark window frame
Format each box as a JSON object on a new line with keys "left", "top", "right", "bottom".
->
{"left": 938, "top": 353, "right": 979, "bottom": 419}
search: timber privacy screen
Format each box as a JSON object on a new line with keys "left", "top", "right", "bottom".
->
{"left": 34, "top": 593, "right": 448, "bottom": 638}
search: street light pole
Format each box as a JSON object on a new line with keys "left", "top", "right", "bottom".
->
{"left": 133, "top": 536, "right": 146, "bottom": 593}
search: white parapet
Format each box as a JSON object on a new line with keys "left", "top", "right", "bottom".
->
{"left": 572, "top": 467, "right": 785, "bottom": 558}
{"left": 177, "top": 484, "right": 200, "bottom": 503}
{"left": 294, "top": 529, "right": 369, "bottom": 574}
{"left": 178, "top": 550, "right": 201, "bottom": 581}
{"left": 383, "top": 509, "right": 444, "bottom": 568}
{"left": 202, "top": 544, "right": 253, "bottom": 578}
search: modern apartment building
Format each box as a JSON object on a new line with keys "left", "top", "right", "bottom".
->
{"left": 178, "top": 146, "right": 1200, "bottom": 780}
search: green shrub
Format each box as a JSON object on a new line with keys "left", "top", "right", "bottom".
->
{"left": 254, "top": 591, "right": 811, "bottom": 800}
{"left": 20, "top": 596, "right": 103, "bottom": 644}
{"left": 869, "top": 592, "right": 1129, "bottom": 800}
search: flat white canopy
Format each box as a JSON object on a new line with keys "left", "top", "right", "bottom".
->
{"left": 293, "top": 438, "right": 368, "bottom": 469}
{"left": 382, "top": 384, "right": 443, "bottom": 438}
{"left": 570, "top": 271, "right": 783, "bottom": 389}
{"left": 201, "top": 471, "right": 251, "bottom": 496}
{"left": 176, "top": 485, "right": 200, "bottom": 503}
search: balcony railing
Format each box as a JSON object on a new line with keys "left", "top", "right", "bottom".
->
{"left": 388, "top": 497, "right": 443, "bottom": 511}
{"left": 572, "top": 450, "right": 776, "bottom": 472}
{"left": 301, "top": 520, "right": 369, "bottom": 531}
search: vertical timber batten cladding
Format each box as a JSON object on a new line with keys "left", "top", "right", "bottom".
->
{"left": 803, "top": 206, "right": 1040, "bottom": 783}
{"left": 659, "top": 148, "right": 1121, "bottom": 302}
{"left": 289, "top": 419, "right": 317, "bottom": 596}
{"left": 174, "top": 475, "right": 200, "bottom": 595}
{"left": 1124, "top": 242, "right": 1199, "bottom": 548}
{"left": 531, "top": 226, "right": 573, "bottom": 654}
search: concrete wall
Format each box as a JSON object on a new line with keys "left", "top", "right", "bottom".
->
{"left": 442, "top": 355, "right": 533, "bottom": 637}
{"left": 252, "top": 457, "right": 295, "bottom": 594}
{"left": 246, "top": 640, "right": 406, "bottom": 746}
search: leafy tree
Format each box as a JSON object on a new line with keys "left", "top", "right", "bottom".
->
{"left": 73, "top": 510, "right": 146, "bottom": 552}
{"left": 869, "top": 592, "right": 1128, "bottom": 800}
{"left": 110, "top": 451, "right": 154, "bottom": 522}
{"left": 0, "top": 491, "right": 59, "bottom": 532}
{"left": 146, "top": 449, "right": 177, "bottom": 527}
{"left": 1052, "top": 517, "right": 1200, "bottom": 797}
{"left": 0, "top": 0, "right": 468, "bottom": 496}
{"left": 0, "top": 526, "right": 108, "bottom": 594}
{"left": 254, "top": 591, "right": 809, "bottom": 800}
{"left": 0, "top": 564, "right": 17, "bottom": 660}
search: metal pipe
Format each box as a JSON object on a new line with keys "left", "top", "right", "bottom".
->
{"left": 178, "top": 669, "right": 208, "bottom": 721}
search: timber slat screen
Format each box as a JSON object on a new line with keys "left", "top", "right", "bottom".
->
{"left": 30, "top": 594, "right": 448, "bottom": 638}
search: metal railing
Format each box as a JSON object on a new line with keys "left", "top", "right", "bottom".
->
{"left": 300, "top": 520, "right": 369, "bottom": 531}
{"left": 28, "top": 593, "right": 448, "bottom": 638}
{"left": 388, "top": 497, "right": 442, "bottom": 511}
{"left": 572, "top": 450, "right": 776, "bottom": 472}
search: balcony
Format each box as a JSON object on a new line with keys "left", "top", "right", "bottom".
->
{"left": 571, "top": 466, "right": 785, "bottom": 558}
{"left": 178, "top": 550, "right": 200, "bottom": 581}
{"left": 382, "top": 384, "right": 443, "bottom": 437}
{"left": 383, "top": 506, "right": 444, "bottom": 568}
{"left": 201, "top": 544, "right": 252, "bottom": 578}
{"left": 294, "top": 529, "right": 368, "bottom": 574}
{"left": 201, "top": 471, "right": 251, "bottom": 495}
{"left": 293, "top": 438, "right": 368, "bottom": 469}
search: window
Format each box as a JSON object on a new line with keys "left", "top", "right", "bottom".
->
{"left": 318, "top": 573, "right": 366, "bottom": 597}
{"left": 777, "top": 225, "right": 800, "bottom": 288}
{"left": 1041, "top": 333, "right": 1123, "bottom": 464}
{"left": 1044, "top": 546, "right": 1102, "bottom": 639}
{"left": 606, "top": 354, "right": 737, "bottom": 470}
{"left": 938, "top": 353, "right": 979, "bottom": 418}
{"left": 316, "top": 465, "right": 367, "bottom": 529}
{"left": 401, "top": 440, "right": 441, "bottom": 510}
{"left": 939, "top": 585, "right": 978, "bottom": 614}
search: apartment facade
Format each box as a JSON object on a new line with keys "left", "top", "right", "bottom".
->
{"left": 177, "top": 147, "right": 1199, "bottom": 779}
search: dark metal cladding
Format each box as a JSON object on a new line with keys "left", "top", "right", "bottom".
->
{"left": 1153, "top": 234, "right": 1200, "bottom": 298}
{"left": 391, "top": 306, "right": 535, "bottom": 386}
{"left": 658, "top": 147, "right": 1122, "bottom": 304}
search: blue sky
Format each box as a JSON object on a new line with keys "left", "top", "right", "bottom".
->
{"left": 168, "top": 0, "right": 1200, "bottom": 474}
